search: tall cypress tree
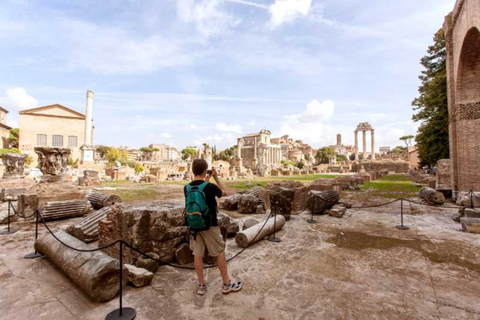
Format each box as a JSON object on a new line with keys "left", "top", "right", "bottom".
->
{"left": 412, "top": 29, "right": 450, "bottom": 167}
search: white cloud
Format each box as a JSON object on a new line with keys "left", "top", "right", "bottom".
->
{"left": 269, "top": 0, "right": 311, "bottom": 28}
{"left": 185, "top": 124, "right": 199, "bottom": 131}
{"left": 215, "top": 122, "right": 242, "bottom": 134}
{"left": 248, "top": 119, "right": 256, "bottom": 126}
{"left": 160, "top": 132, "right": 172, "bottom": 138}
{"left": 287, "top": 99, "right": 334, "bottom": 123}
{"left": 177, "top": 0, "right": 240, "bottom": 38}
{"left": 0, "top": 87, "right": 39, "bottom": 111}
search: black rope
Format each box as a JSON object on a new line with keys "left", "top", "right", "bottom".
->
{"left": 349, "top": 198, "right": 400, "bottom": 209}
{"left": 38, "top": 211, "right": 121, "bottom": 252}
{"left": 403, "top": 198, "right": 462, "bottom": 209}
{"left": 8, "top": 200, "right": 18, "bottom": 215}
{"left": 36, "top": 210, "right": 274, "bottom": 270}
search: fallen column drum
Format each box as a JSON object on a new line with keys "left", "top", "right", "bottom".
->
{"left": 420, "top": 187, "right": 445, "bottom": 205}
{"left": 235, "top": 215, "right": 286, "bottom": 248}
{"left": 35, "top": 230, "right": 127, "bottom": 302}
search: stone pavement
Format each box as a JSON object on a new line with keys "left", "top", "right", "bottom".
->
{"left": 1, "top": 202, "right": 480, "bottom": 320}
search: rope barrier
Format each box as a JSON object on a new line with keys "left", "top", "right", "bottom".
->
{"left": 349, "top": 198, "right": 400, "bottom": 209}
{"left": 36, "top": 210, "right": 274, "bottom": 270}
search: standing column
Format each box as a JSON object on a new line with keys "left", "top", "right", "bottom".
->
{"left": 362, "top": 130, "right": 367, "bottom": 160}
{"left": 371, "top": 130, "right": 375, "bottom": 160}
{"left": 354, "top": 131, "right": 359, "bottom": 160}
{"left": 85, "top": 90, "right": 94, "bottom": 146}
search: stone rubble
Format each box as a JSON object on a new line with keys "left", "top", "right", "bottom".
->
{"left": 125, "top": 264, "right": 154, "bottom": 288}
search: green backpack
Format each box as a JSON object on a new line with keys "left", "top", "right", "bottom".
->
{"left": 184, "top": 181, "right": 211, "bottom": 231}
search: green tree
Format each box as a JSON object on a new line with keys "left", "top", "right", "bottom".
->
{"left": 316, "top": 147, "right": 335, "bottom": 164}
{"left": 9, "top": 128, "right": 19, "bottom": 148}
{"left": 181, "top": 148, "right": 197, "bottom": 160}
{"left": 96, "top": 145, "right": 111, "bottom": 160}
{"left": 412, "top": 29, "right": 449, "bottom": 167}
{"left": 107, "top": 147, "right": 128, "bottom": 165}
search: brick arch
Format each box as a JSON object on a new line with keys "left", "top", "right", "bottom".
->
{"left": 456, "top": 27, "right": 480, "bottom": 103}
{"left": 453, "top": 26, "right": 480, "bottom": 190}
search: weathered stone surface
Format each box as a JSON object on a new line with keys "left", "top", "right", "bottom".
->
{"left": 35, "top": 230, "right": 126, "bottom": 302}
{"left": 125, "top": 264, "right": 154, "bottom": 288}
{"left": 175, "top": 243, "right": 194, "bottom": 265}
{"left": 238, "top": 194, "right": 258, "bottom": 214}
{"left": 35, "top": 147, "right": 70, "bottom": 183}
{"left": 98, "top": 203, "right": 187, "bottom": 264}
{"left": 270, "top": 188, "right": 295, "bottom": 221}
{"left": 255, "top": 204, "right": 266, "bottom": 214}
{"left": 464, "top": 208, "right": 480, "bottom": 218}
{"left": 329, "top": 205, "right": 347, "bottom": 218}
{"left": 460, "top": 217, "right": 480, "bottom": 234}
{"left": 267, "top": 181, "right": 308, "bottom": 214}
{"left": 79, "top": 170, "right": 101, "bottom": 187}
{"left": 0, "top": 201, "right": 18, "bottom": 224}
{"left": 87, "top": 192, "right": 122, "bottom": 210}
{"left": 306, "top": 190, "right": 340, "bottom": 214}
{"left": 242, "top": 218, "right": 260, "bottom": 230}
{"left": 66, "top": 207, "right": 110, "bottom": 242}
{"left": 220, "top": 193, "right": 243, "bottom": 211}
{"left": 235, "top": 215, "right": 286, "bottom": 248}
{"left": 2, "top": 153, "right": 27, "bottom": 179}
{"left": 136, "top": 252, "right": 159, "bottom": 273}
{"left": 420, "top": 187, "right": 446, "bottom": 205}
{"left": 40, "top": 199, "right": 92, "bottom": 221}
{"left": 217, "top": 213, "right": 239, "bottom": 236}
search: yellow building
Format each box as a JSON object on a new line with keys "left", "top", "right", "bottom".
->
{"left": 0, "top": 107, "right": 12, "bottom": 148}
{"left": 19, "top": 104, "right": 93, "bottom": 165}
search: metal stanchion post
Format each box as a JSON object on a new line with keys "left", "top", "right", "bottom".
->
{"left": 105, "top": 241, "right": 136, "bottom": 320}
{"left": 267, "top": 204, "right": 281, "bottom": 242}
{"left": 24, "top": 211, "right": 45, "bottom": 259}
{"left": 471, "top": 189, "right": 474, "bottom": 209}
{"left": 0, "top": 200, "right": 17, "bottom": 235}
{"left": 396, "top": 198, "right": 409, "bottom": 230}
{"left": 307, "top": 199, "right": 317, "bottom": 224}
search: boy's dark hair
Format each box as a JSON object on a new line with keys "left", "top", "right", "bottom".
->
{"left": 192, "top": 159, "right": 208, "bottom": 176}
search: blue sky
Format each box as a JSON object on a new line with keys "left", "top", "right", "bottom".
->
{"left": 0, "top": 0, "right": 455, "bottom": 150}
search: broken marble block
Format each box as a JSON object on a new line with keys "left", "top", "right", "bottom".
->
{"left": 175, "top": 243, "right": 194, "bottom": 265}
{"left": 220, "top": 193, "right": 243, "bottom": 211}
{"left": 460, "top": 217, "right": 480, "bottom": 234}
{"left": 329, "top": 204, "right": 347, "bottom": 218}
{"left": 125, "top": 264, "right": 154, "bottom": 288}
{"left": 255, "top": 204, "right": 266, "bottom": 214}
{"left": 238, "top": 195, "right": 258, "bottom": 214}
{"left": 136, "top": 252, "right": 160, "bottom": 273}
{"left": 270, "top": 188, "right": 295, "bottom": 221}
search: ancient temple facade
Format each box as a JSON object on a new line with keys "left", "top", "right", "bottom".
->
{"left": 235, "top": 130, "right": 282, "bottom": 170}
{"left": 444, "top": 0, "right": 480, "bottom": 191}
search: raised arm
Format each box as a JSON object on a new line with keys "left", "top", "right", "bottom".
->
{"left": 212, "top": 168, "right": 228, "bottom": 197}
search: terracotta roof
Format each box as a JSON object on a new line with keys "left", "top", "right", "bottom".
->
{"left": 0, "top": 107, "right": 9, "bottom": 114}
{"left": 19, "top": 104, "right": 86, "bottom": 119}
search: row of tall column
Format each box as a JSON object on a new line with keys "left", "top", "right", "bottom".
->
{"left": 354, "top": 129, "right": 375, "bottom": 160}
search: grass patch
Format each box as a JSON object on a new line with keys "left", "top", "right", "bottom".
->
{"left": 226, "top": 174, "right": 341, "bottom": 190}
{"left": 105, "top": 188, "right": 161, "bottom": 202}
{"left": 359, "top": 175, "right": 422, "bottom": 199}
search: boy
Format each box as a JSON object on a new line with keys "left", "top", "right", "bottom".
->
{"left": 184, "top": 159, "right": 242, "bottom": 295}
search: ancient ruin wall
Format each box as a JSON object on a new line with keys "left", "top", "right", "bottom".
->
{"left": 444, "top": 0, "right": 480, "bottom": 191}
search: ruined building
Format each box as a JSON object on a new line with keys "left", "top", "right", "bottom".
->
{"left": 235, "top": 130, "right": 282, "bottom": 171}
{"left": 270, "top": 135, "right": 316, "bottom": 165}
{"left": 329, "top": 134, "right": 355, "bottom": 159}
{"left": 0, "top": 107, "right": 12, "bottom": 148}
{"left": 19, "top": 91, "right": 95, "bottom": 166}
{"left": 444, "top": 0, "right": 480, "bottom": 191}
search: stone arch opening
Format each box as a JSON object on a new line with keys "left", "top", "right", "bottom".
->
{"left": 456, "top": 27, "right": 480, "bottom": 103}
{"left": 454, "top": 26, "right": 480, "bottom": 190}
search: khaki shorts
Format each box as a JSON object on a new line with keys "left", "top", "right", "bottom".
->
{"left": 190, "top": 226, "right": 225, "bottom": 257}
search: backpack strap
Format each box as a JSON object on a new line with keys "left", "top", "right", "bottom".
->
{"left": 197, "top": 181, "right": 210, "bottom": 192}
